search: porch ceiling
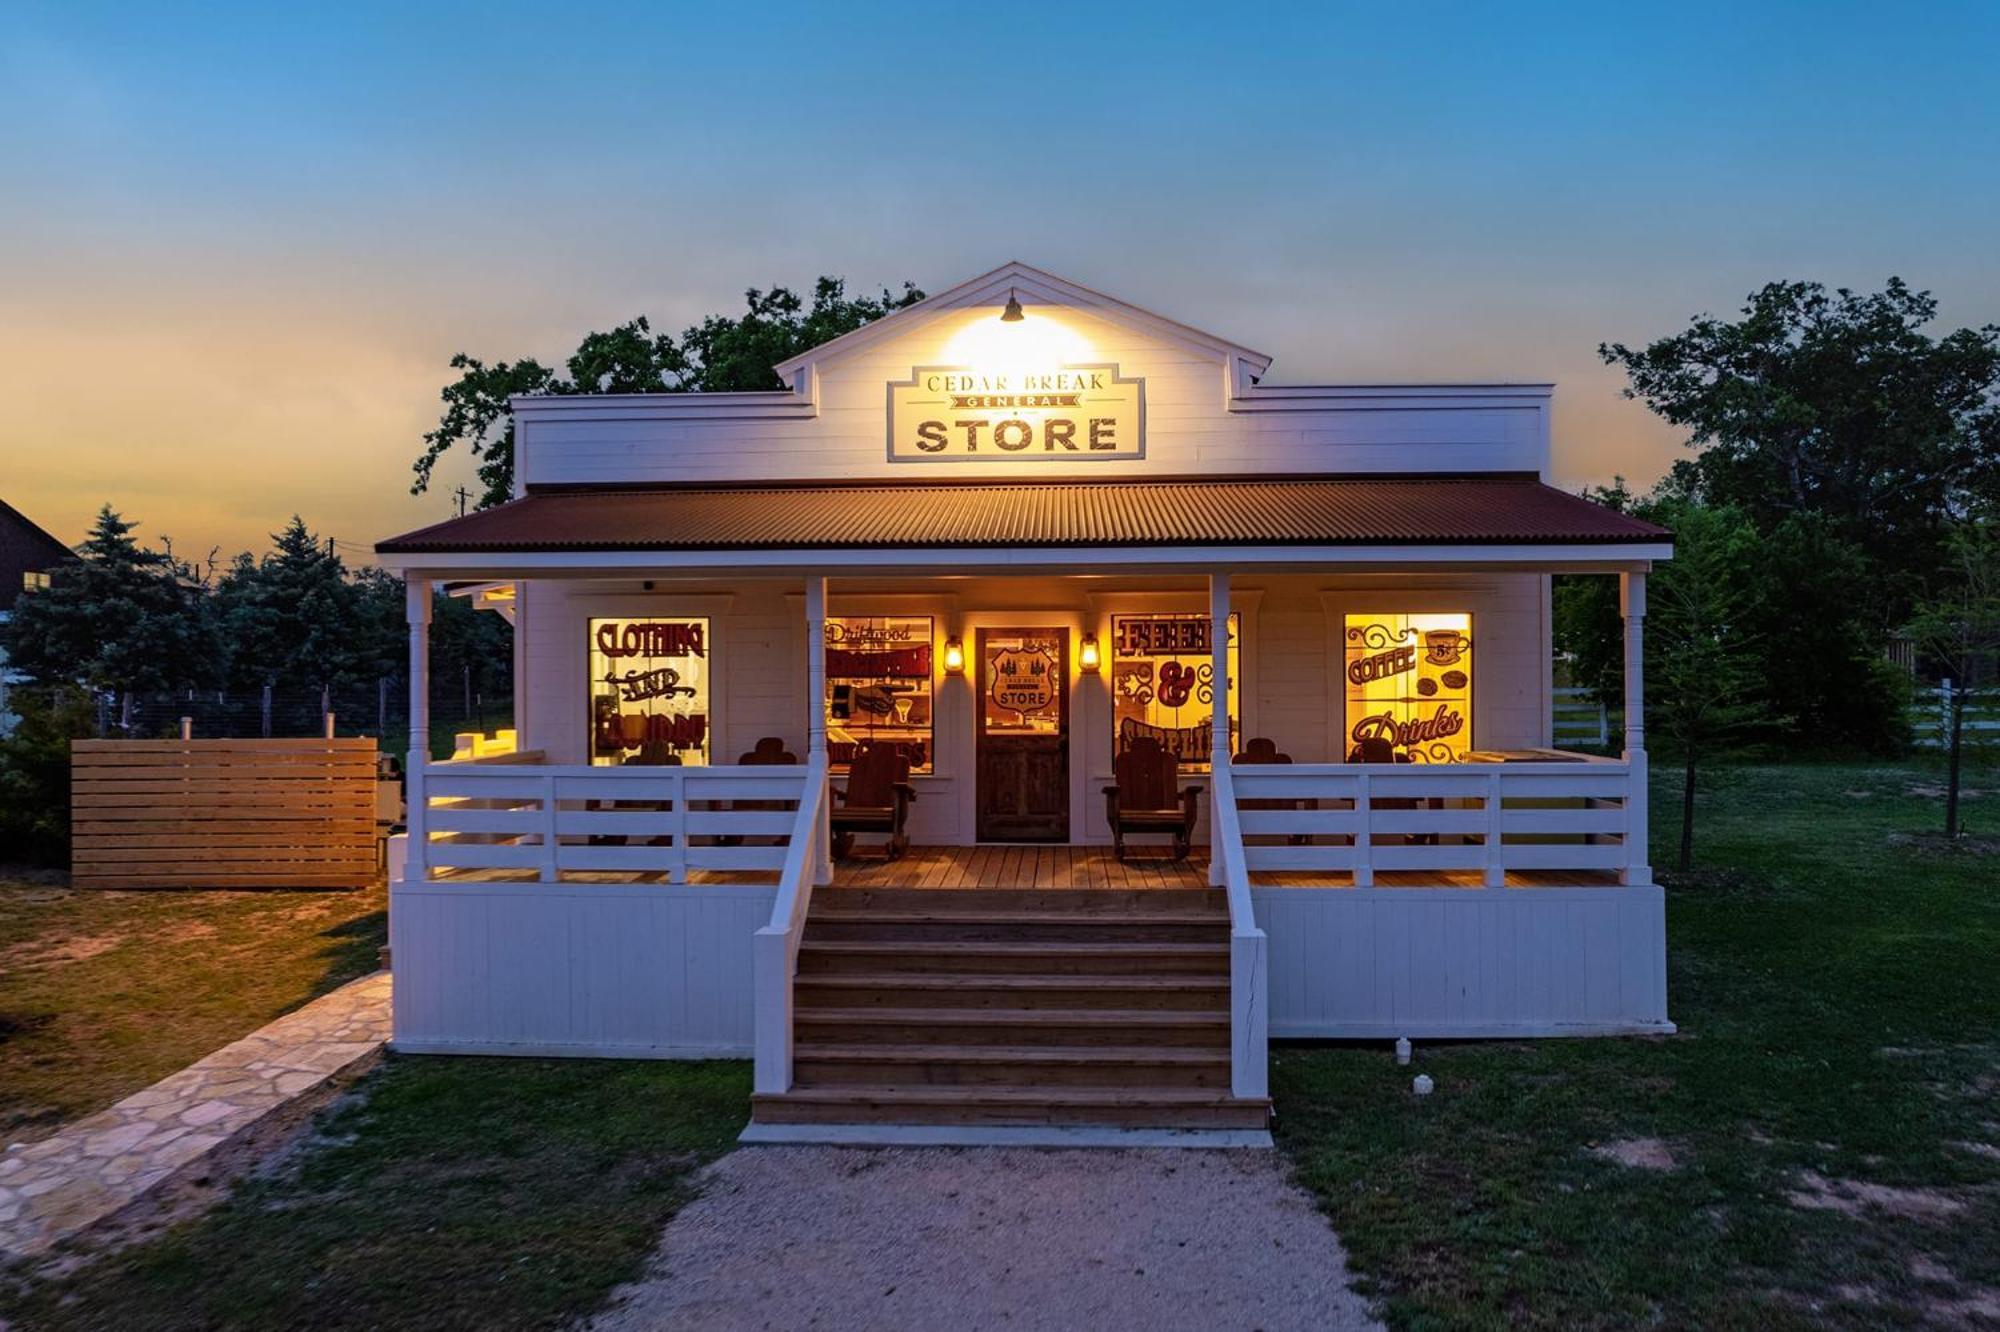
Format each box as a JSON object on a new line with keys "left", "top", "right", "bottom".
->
{"left": 376, "top": 475, "right": 1671, "bottom": 574}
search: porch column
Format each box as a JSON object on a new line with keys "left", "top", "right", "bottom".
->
{"left": 1209, "top": 571, "right": 1231, "bottom": 887}
{"left": 804, "top": 575, "right": 832, "bottom": 883}
{"left": 405, "top": 576, "right": 432, "bottom": 883}
{"left": 1620, "top": 570, "right": 1652, "bottom": 886}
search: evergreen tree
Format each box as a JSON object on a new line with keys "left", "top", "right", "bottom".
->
{"left": 214, "top": 517, "right": 357, "bottom": 691}
{"left": 0, "top": 507, "right": 211, "bottom": 710}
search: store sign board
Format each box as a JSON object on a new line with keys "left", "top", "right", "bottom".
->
{"left": 990, "top": 646, "right": 1059, "bottom": 716}
{"left": 887, "top": 363, "right": 1144, "bottom": 462}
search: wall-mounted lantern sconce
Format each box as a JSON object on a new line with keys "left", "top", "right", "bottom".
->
{"left": 943, "top": 636, "right": 965, "bottom": 674}
{"left": 1078, "top": 632, "right": 1101, "bottom": 673}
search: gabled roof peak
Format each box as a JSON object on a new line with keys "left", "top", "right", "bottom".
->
{"left": 772, "top": 261, "right": 1272, "bottom": 381}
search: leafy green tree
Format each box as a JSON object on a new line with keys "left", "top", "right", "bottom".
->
{"left": 412, "top": 277, "right": 925, "bottom": 506}
{"left": 1601, "top": 278, "right": 2000, "bottom": 622}
{"left": 0, "top": 684, "right": 95, "bottom": 860}
{"left": 214, "top": 517, "right": 357, "bottom": 693}
{"left": 0, "top": 687, "right": 96, "bottom": 863}
{"left": 1906, "top": 522, "right": 2000, "bottom": 837}
{"left": 0, "top": 507, "right": 212, "bottom": 711}
{"left": 1646, "top": 499, "right": 1766, "bottom": 871}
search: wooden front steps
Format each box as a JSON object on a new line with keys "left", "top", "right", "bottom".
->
{"left": 752, "top": 886, "right": 1269, "bottom": 1134}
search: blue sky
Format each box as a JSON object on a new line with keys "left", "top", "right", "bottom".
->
{"left": 3, "top": 1, "right": 1996, "bottom": 557}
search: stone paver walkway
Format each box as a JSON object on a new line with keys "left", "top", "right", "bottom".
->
{"left": 0, "top": 971, "right": 391, "bottom": 1258}
{"left": 593, "top": 1145, "right": 1382, "bottom": 1331}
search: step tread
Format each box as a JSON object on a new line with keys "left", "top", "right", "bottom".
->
{"left": 808, "top": 910, "right": 1226, "bottom": 926}
{"left": 796, "top": 1007, "right": 1228, "bottom": 1027}
{"left": 755, "top": 1085, "right": 1268, "bottom": 1108}
{"left": 799, "top": 940, "right": 1228, "bottom": 957}
{"left": 796, "top": 973, "right": 1228, "bottom": 991}
{"left": 796, "top": 1043, "right": 1229, "bottom": 1066}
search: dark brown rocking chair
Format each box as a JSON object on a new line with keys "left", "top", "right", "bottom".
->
{"left": 1104, "top": 736, "right": 1203, "bottom": 861}
{"left": 721, "top": 736, "right": 798, "bottom": 845}
{"left": 829, "top": 743, "right": 916, "bottom": 861}
{"left": 1234, "top": 736, "right": 1309, "bottom": 845}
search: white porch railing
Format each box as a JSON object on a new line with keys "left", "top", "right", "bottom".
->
{"left": 1209, "top": 763, "right": 1269, "bottom": 1100}
{"left": 752, "top": 753, "right": 833, "bottom": 1093}
{"left": 412, "top": 760, "right": 818, "bottom": 883}
{"left": 1225, "top": 758, "right": 1638, "bottom": 886}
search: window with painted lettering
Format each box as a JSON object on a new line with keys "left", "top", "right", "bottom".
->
{"left": 824, "top": 615, "right": 934, "bottom": 773}
{"left": 1342, "top": 613, "right": 1472, "bottom": 763}
{"left": 588, "top": 617, "right": 712, "bottom": 765}
{"left": 1110, "top": 613, "right": 1239, "bottom": 772}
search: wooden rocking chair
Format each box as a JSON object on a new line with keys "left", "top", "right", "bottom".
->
{"left": 1234, "top": 736, "right": 1309, "bottom": 846}
{"left": 1104, "top": 736, "right": 1203, "bottom": 861}
{"left": 720, "top": 736, "right": 798, "bottom": 846}
{"left": 829, "top": 742, "right": 916, "bottom": 861}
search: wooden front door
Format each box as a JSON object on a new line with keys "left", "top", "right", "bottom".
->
{"left": 976, "top": 628, "right": 1069, "bottom": 842}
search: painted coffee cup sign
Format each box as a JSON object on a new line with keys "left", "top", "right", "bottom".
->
{"left": 588, "top": 616, "right": 712, "bottom": 765}
{"left": 1342, "top": 613, "right": 1472, "bottom": 763}
{"left": 887, "top": 363, "right": 1144, "bottom": 462}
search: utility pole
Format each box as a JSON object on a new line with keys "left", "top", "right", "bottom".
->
{"left": 452, "top": 486, "right": 471, "bottom": 518}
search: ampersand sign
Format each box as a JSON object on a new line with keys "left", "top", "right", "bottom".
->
{"left": 1157, "top": 661, "right": 1197, "bottom": 708}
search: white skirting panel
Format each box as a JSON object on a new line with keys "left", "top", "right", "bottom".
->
{"left": 1252, "top": 886, "right": 1672, "bottom": 1038}
{"left": 389, "top": 881, "right": 773, "bottom": 1058}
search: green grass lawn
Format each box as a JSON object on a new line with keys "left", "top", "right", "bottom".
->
{"left": 0, "top": 874, "right": 387, "bottom": 1142}
{"left": 1277, "top": 759, "right": 2000, "bottom": 1329}
{"left": 0, "top": 1057, "right": 748, "bottom": 1332}
{"left": 4, "top": 759, "right": 1994, "bottom": 1329}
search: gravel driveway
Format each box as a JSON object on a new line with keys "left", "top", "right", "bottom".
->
{"left": 592, "top": 1146, "right": 1380, "bottom": 1331}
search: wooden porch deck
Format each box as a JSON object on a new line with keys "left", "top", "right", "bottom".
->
{"left": 825, "top": 845, "right": 1617, "bottom": 890}
{"left": 432, "top": 845, "right": 1617, "bottom": 890}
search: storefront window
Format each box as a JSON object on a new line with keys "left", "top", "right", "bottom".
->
{"left": 588, "top": 617, "right": 712, "bottom": 765}
{"left": 1110, "top": 613, "right": 1239, "bottom": 771}
{"left": 825, "top": 615, "right": 934, "bottom": 772}
{"left": 1342, "top": 613, "right": 1472, "bottom": 763}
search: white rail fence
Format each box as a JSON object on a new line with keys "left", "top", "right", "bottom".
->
{"left": 1913, "top": 684, "right": 2000, "bottom": 749}
{"left": 1552, "top": 687, "right": 1610, "bottom": 747}
{"left": 1208, "top": 764, "right": 1269, "bottom": 1100}
{"left": 754, "top": 753, "right": 832, "bottom": 1094}
{"left": 1227, "top": 760, "right": 1638, "bottom": 885}
{"left": 411, "top": 762, "right": 816, "bottom": 883}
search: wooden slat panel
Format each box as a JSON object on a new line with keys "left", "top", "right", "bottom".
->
{"left": 74, "top": 844, "right": 376, "bottom": 864}
{"left": 73, "top": 804, "right": 378, "bottom": 824}
{"left": 73, "top": 738, "right": 377, "bottom": 753}
{"left": 73, "top": 873, "right": 372, "bottom": 889}
{"left": 71, "top": 740, "right": 377, "bottom": 890}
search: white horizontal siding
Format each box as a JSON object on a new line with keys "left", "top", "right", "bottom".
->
{"left": 516, "top": 303, "right": 1550, "bottom": 488}
{"left": 1253, "top": 885, "right": 1670, "bottom": 1037}
{"left": 518, "top": 571, "right": 1554, "bottom": 847}
{"left": 389, "top": 882, "right": 773, "bottom": 1056}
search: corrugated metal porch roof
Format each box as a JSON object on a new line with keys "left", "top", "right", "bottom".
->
{"left": 376, "top": 475, "right": 1668, "bottom": 554}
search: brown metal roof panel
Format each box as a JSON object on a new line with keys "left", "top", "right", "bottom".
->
{"left": 375, "top": 477, "right": 1670, "bottom": 553}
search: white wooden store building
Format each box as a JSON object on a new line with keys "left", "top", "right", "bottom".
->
{"left": 376, "top": 262, "right": 1674, "bottom": 1142}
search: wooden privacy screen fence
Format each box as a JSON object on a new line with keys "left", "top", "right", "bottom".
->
{"left": 72, "top": 738, "right": 379, "bottom": 889}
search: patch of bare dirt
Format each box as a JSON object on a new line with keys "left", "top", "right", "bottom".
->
{"left": 1786, "top": 1169, "right": 1965, "bottom": 1221}
{"left": 1906, "top": 785, "right": 1988, "bottom": 800}
{"left": 1588, "top": 1138, "right": 1679, "bottom": 1171}
{"left": 0, "top": 933, "right": 121, "bottom": 971}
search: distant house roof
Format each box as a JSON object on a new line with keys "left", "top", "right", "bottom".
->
{"left": 377, "top": 475, "right": 1669, "bottom": 556}
{"left": 0, "top": 498, "right": 73, "bottom": 614}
